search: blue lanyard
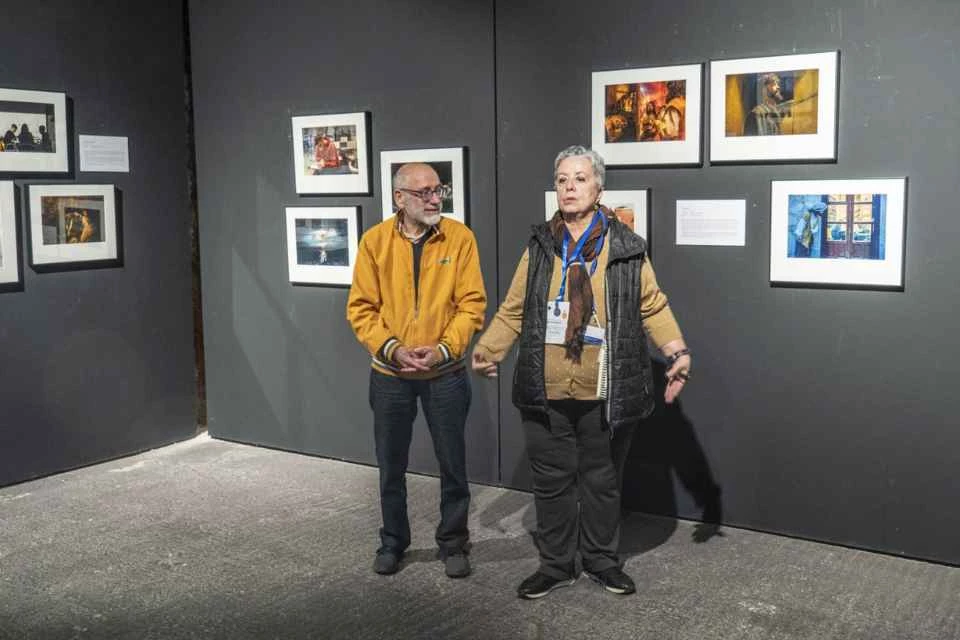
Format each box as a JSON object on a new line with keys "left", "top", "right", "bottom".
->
{"left": 556, "top": 210, "right": 606, "bottom": 303}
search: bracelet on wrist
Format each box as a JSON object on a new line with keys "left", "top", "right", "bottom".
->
{"left": 666, "top": 348, "right": 691, "bottom": 365}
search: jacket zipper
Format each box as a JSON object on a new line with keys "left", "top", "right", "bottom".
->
{"left": 412, "top": 239, "right": 420, "bottom": 321}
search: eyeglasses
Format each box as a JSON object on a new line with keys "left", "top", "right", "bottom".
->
{"left": 397, "top": 185, "right": 452, "bottom": 201}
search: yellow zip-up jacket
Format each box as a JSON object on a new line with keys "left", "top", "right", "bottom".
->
{"left": 346, "top": 215, "right": 487, "bottom": 378}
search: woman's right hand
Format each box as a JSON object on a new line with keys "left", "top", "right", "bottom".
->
{"left": 471, "top": 350, "right": 498, "bottom": 378}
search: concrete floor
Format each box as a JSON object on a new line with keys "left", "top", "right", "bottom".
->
{"left": 1, "top": 435, "right": 957, "bottom": 639}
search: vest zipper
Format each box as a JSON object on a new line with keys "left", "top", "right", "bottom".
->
{"left": 604, "top": 266, "right": 613, "bottom": 432}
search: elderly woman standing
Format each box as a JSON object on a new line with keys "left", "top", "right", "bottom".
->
{"left": 472, "top": 145, "right": 691, "bottom": 599}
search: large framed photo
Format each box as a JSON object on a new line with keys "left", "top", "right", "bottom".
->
{"left": 0, "top": 181, "right": 20, "bottom": 286}
{"left": 291, "top": 112, "right": 369, "bottom": 194}
{"left": 28, "top": 184, "right": 120, "bottom": 271}
{"left": 710, "top": 51, "right": 838, "bottom": 163}
{"left": 379, "top": 147, "right": 466, "bottom": 223}
{"left": 285, "top": 206, "right": 359, "bottom": 286}
{"left": 544, "top": 189, "right": 650, "bottom": 243}
{"left": 592, "top": 64, "right": 702, "bottom": 167}
{"left": 0, "top": 88, "right": 69, "bottom": 175}
{"left": 770, "top": 178, "right": 906, "bottom": 289}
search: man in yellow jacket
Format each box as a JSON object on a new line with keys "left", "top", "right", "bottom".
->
{"left": 346, "top": 162, "right": 486, "bottom": 579}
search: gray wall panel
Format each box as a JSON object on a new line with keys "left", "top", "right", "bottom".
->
{"left": 495, "top": 0, "right": 960, "bottom": 564}
{"left": 189, "top": 0, "right": 499, "bottom": 482}
{"left": 190, "top": 0, "right": 960, "bottom": 564}
{"left": 0, "top": 2, "right": 197, "bottom": 486}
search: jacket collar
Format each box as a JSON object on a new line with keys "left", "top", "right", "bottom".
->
{"left": 396, "top": 210, "right": 443, "bottom": 241}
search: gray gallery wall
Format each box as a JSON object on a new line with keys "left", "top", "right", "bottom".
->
{"left": 495, "top": 0, "right": 960, "bottom": 566}
{"left": 188, "top": 0, "right": 500, "bottom": 482}
{"left": 0, "top": 2, "right": 198, "bottom": 486}
{"left": 190, "top": 0, "right": 960, "bottom": 566}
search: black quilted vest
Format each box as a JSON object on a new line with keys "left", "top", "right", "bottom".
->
{"left": 511, "top": 217, "right": 655, "bottom": 431}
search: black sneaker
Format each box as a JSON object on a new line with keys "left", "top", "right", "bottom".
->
{"left": 517, "top": 571, "right": 576, "bottom": 599}
{"left": 444, "top": 552, "right": 471, "bottom": 578}
{"left": 583, "top": 567, "right": 636, "bottom": 594}
{"left": 372, "top": 549, "right": 401, "bottom": 575}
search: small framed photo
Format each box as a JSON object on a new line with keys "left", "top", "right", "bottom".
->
{"left": 28, "top": 184, "right": 120, "bottom": 270}
{"left": 592, "top": 64, "right": 703, "bottom": 167}
{"left": 544, "top": 189, "right": 650, "bottom": 243}
{"left": 379, "top": 147, "right": 466, "bottom": 223}
{"left": 710, "top": 51, "right": 839, "bottom": 163}
{"left": 770, "top": 178, "right": 906, "bottom": 289}
{"left": 1, "top": 181, "right": 20, "bottom": 285}
{"left": 0, "top": 88, "right": 69, "bottom": 175}
{"left": 291, "top": 112, "right": 369, "bottom": 194}
{"left": 285, "top": 206, "right": 360, "bottom": 286}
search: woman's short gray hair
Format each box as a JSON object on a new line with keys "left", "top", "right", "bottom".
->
{"left": 553, "top": 145, "right": 605, "bottom": 188}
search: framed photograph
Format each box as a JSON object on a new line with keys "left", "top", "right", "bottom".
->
{"left": 710, "top": 51, "right": 839, "bottom": 163}
{"left": 291, "top": 112, "right": 369, "bottom": 194}
{"left": 592, "top": 64, "right": 702, "bottom": 166}
{"left": 770, "top": 178, "right": 906, "bottom": 289}
{"left": 0, "top": 181, "right": 20, "bottom": 285}
{"left": 544, "top": 189, "right": 650, "bottom": 243}
{"left": 0, "top": 88, "right": 69, "bottom": 175}
{"left": 28, "top": 184, "right": 120, "bottom": 270}
{"left": 379, "top": 147, "right": 466, "bottom": 223}
{"left": 285, "top": 206, "right": 359, "bottom": 286}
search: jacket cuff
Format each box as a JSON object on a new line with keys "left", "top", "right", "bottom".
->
{"left": 436, "top": 342, "right": 452, "bottom": 365}
{"left": 379, "top": 337, "right": 402, "bottom": 363}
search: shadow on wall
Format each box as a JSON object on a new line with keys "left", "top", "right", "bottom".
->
{"left": 620, "top": 358, "right": 723, "bottom": 550}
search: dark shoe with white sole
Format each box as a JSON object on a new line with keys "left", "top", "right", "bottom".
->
{"left": 583, "top": 567, "right": 636, "bottom": 594}
{"left": 517, "top": 571, "right": 577, "bottom": 599}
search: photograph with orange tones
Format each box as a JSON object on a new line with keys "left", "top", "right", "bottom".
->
{"left": 604, "top": 80, "right": 686, "bottom": 143}
{"left": 28, "top": 184, "right": 119, "bottom": 268}
{"left": 41, "top": 196, "right": 104, "bottom": 246}
{"left": 725, "top": 68, "right": 819, "bottom": 137}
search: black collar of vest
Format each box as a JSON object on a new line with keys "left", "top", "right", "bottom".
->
{"left": 529, "top": 216, "right": 646, "bottom": 262}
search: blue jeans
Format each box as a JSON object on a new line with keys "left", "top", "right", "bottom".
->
{"left": 369, "top": 367, "right": 471, "bottom": 557}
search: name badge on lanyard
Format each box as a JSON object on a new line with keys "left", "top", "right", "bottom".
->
{"left": 544, "top": 211, "right": 606, "bottom": 346}
{"left": 545, "top": 301, "right": 569, "bottom": 344}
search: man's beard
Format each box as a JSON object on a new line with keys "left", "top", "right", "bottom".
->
{"left": 408, "top": 209, "right": 442, "bottom": 227}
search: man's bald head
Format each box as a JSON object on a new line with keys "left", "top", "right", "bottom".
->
{"left": 392, "top": 162, "right": 440, "bottom": 193}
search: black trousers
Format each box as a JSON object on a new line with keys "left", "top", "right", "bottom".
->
{"left": 522, "top": 400, "right": 636, "bottom": 580}
{"left": 369, "top": 368, "right": 472, "bottom": 557}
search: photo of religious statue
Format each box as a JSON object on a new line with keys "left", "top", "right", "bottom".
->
{"left": 604, "top": 80, "right": 686, "bottom": 143}
{"left": 725, "top": 69, "right": 819, "bottom": 137}
{"left": 592, "top": 64, "right": 702, "bottom": 166}
{"left": 710, "top": 51, "right": 838, "bottom": 163}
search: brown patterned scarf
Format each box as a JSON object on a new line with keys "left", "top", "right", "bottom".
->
{"left": 549, "top": 207, "right": 611, "bottom": 363}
